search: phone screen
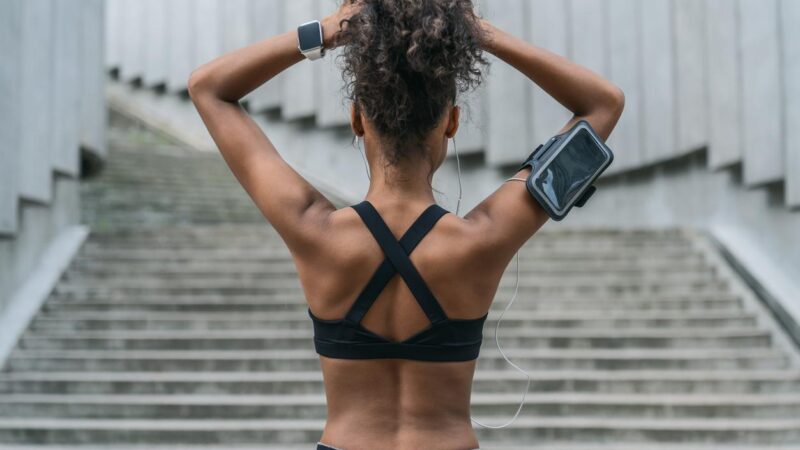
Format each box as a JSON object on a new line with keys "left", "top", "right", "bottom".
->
{"left": 532, "top": 128, "right": 608, "bottom": 212}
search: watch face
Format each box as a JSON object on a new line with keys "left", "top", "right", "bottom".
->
{"left": 298, "top": 21, "right": 323, "bottom": 50}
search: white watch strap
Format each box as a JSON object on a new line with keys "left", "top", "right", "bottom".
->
{"left": 303, "top": 46, "right": 325, "bottom": 61}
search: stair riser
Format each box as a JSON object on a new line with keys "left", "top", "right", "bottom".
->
{"left": 72, "top": 250, "right": 701, "bottom": 263}
{"left": 47, "top": 291, "right": 741, "bottom": 304}
{"left": 42, "top": 299, "right": 743, "bottom": 314}
{"left": 65, "top": 265, "right": 716, "bottom": 280}
{"left": 67, "top": 256, "right": 715, "bottom": 276}
{"left": 86, "top": 231, "right": 688, "bottom": 243}
{"left": 82, "top": 201, "right": 256, "bottom": 212}
{"left": 83, "top": 213, "right": 262, "bottom": 222}
{"left": 2, "top": 402, "right": 797, "bottom": 419}
{"left": 7, "top": 357, "right": 787, "bottom": 372}
{"left": 28, "top": 316, "right": 758, "bottom": 332}
{"left": 49, "top": 282, "right": 731, "bottom": 299}
{"left": 4, "top": 378, "right": 799, "bottom": 396}
{"left": 83, "top": 179, "right": 244, "bottom": 191}
{"left": 88, "top": 172, "right": 237, "bottom": 182}
{"left": 0, "top": 426, "right": 797, "bottom": 445}
{"left": 82, "top": 186, "right": 248, "bottom": 196}
{"left": 62, "top": 272, "right": 717, "bottom": 286}
{"left": 72, "top": 244, "right": 703, "bottom": 257}
{"left": 16, "top": 335, "right": 773, "bottom": 351}
{"left": 79, "top": 241, "right": 696, "bottom": 254}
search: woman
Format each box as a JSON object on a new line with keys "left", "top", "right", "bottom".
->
{"left": 188, "top": 1, "right": 624, "bottom": 449}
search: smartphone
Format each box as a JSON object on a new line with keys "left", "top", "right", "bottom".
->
{"left": 525, "top": 120, "right": 614, "bottom": 221}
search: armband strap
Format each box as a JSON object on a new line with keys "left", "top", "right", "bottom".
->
{"left": 574, "top": 186, "right": 597, "bottom": 208}
{"left": 517, "top": 144, "right": 543, "bottom": 172}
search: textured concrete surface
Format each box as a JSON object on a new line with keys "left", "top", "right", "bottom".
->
{"left": 0, "top": 177, "right": 81, "bottom": 334}
{"left": 738, "top": 0, "right": 784, "bottom": 186}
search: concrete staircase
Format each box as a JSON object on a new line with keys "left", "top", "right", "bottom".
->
{"left": 79, "top": 110, "right": 263, "bottom": 231}
{"left": 1, "top": 112, "right": 799, "bottom": 448}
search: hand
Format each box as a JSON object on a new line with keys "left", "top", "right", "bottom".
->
{"left": 322, "top": 0, "right": 363, "bottom": 50}
{"left": 478, "top": 18, "right": 498, "bottom": 54}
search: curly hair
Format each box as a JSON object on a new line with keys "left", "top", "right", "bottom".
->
{"left": 335, "top": 0, "right": 490, "bottom": 166}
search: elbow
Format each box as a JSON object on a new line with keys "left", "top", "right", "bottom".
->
{"left": 187, "top": 67, "right": 211, "bottom": 102}
{"left": 605, "top": 85, "right": 625, "bottom": 121}
{"left": 584, "top": 86, "right": 625, "bottom": 141}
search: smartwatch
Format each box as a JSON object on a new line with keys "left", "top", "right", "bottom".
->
{"left": 297, "top": 20, "right": 325, "bottom": 61}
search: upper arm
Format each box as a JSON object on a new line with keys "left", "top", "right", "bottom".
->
{"left": 463, "top": 165, "right": 548, "bottom": 267}
{"left": 465, "top": 101, "right": 624, "bottom": 264}
{"left": 188, "top": 88, "right": 335, "bottom": 256}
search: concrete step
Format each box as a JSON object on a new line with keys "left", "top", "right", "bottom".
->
{"left": 46, "top": 290, "right": 742, "bottom": 306}
{"left": 81, "top": 226, "right": 686, "bottom": 244}
{"left": 62, "top": 271, "right": 719, "bottom": 288}
{"left": 82, "top": 216, "right": 264, "bottom": 230}
{"left": 71, "top": 252, "right": 708, "bottom": 267}
{"left": 89, "top": 170, "right": 239, "bottom": 184}
{"left": 80, "top": 203, "right": 259, "bottom": 217}
{"left": 68, "top": 258, "right": 709, "bottom": 278}
{"left": 0, "top": 417, "right": 798, "bottom": 444}
{"left": 81, "top": 191, "right": 253, "bottom": 203}
{"left": 49, "top": 281, "right": 730, "bottom": 299}
{"left": 95, "top": 165, "right": 237, "bottom": 178}
{"left": 41, "top": 295, "right": 744, "bottom": 314}
{"left": 6, "top": 348, "right": 788, "bottom": 372}
{"left": 86, "top": 166, "right": 239, "bottom": 178}
{"left": 78, "top": 238, "right": 696, "bottom": 253}
{"left": 81, "top": 238, "right": 696, "bottom": 252}
{"left": 17, "top": 328, "right": 773, "bottom": 351}
{"left": 3, "top": 392, "right": 800, "bottom": 419}
{"left": 65, "top": 260, "right": 717, "bottom": 278}
{"left": 3, "top": 370, "right": 799, "bottom": 395}
{"left": 29, "top": 310, "right": 759, "bottom": 331}
{"left": 84, "top": 173, "right": 241, "bottom": 187}
{"left": 72, "top": 246, "right": 701, "bottom": 261}
{"left": 0, "top": 445, "right": 795, "bottom": 450}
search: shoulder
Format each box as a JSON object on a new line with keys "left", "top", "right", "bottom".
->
{"left": 288, "top": 206, "right": 373, "bottom": 300}
{"left": 427, "top": 211, "right": 510, "bottom": 289}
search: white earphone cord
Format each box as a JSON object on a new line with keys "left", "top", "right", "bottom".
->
{"left": 357, "top": 136, "right": 371, "bottom": 181}
{"left": 357, "top": 135, "right": 530, "bottom": 429}
{"left": 452, "top": 137, "right": 530, "bottom": 429}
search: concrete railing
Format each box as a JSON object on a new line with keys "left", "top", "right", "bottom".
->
{"left": 0, "top": 0, "right": 105, "bottom": 317}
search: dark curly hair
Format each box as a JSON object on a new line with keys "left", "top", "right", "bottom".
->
{"left": 335, "top": 0, "right": 490, "bottom": 166}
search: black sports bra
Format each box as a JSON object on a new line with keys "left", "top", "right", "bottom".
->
{"left": 307, "top": 200, "right": 488, "bottom": 362}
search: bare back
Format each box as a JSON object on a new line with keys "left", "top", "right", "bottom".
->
{"left": 293, "top": 202, "right": 508, "bottom": 450}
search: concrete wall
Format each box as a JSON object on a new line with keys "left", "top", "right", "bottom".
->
{"left": 0, "top": 178, "right": 80, "bottom": 318}
{"left": 0, "top": 0, "right": 105, "bottom": 315}
{"left": 106, "top": 0, "right": 799, "bottom": 205}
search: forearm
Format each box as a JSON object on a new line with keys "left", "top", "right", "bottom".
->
{"left": 481, "top": 19, "right": 623, "bottom": 121}
{"left": 188, "top": 16, "right": 341, "bottom": 103}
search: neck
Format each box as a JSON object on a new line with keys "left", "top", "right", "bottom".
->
{"left": 364, "top": 151, "right": 436, "bottom": 208}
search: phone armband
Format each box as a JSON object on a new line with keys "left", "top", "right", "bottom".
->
{"left": 518, "top": 120, "right": 614, "bottom": 221}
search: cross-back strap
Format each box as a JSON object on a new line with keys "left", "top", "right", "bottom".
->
{"left": 345, "top": 201, "right": 450, "bottom": 325}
